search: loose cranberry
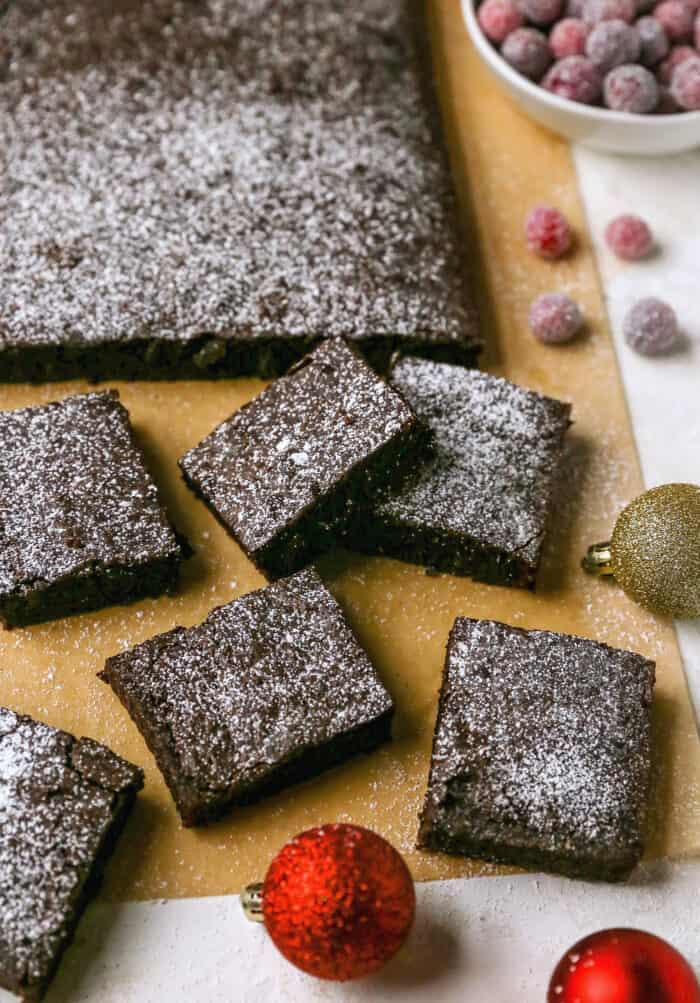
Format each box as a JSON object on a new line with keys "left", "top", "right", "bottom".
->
{"left": 670, "top": 55, "right": 700, "bottom": 108}
{"left": 542, "top": 54, "right": 603, "bottom": 101}
{"left": 623, "top": 297, "right": 679, "bottom": 355}
{"left": 550, "top": 16, "right": 590, "bottom": 55}
{"left": 604, "top": 63, "right": 659, "bottom": 110}
{"left": 524, "top": 205, "right": 574, "bottom": 259}
{"left": 478, "top": 0, "right": 524, "bottom": 43}
{"left": 605, "top": 214, "right": 654, "bottom": 259}
{"left": 501, "top": 27, "right": 554, "bottom": 77}
{"left": 529, "top": 293, "right": 584, "bottom": 342}
{"left": 586, "top": 19, "right": 641, "bottom": 70}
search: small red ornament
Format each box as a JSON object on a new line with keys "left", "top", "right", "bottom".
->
{"left": 548, "top": 929, "right": 700, "bottom": 1003}
{"left": 243, "top": 824, "right": 415, "bottom": 981}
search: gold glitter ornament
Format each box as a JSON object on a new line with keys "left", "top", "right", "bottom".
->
{"left": 583, "top": 484, "right": 700, "bottom": 618}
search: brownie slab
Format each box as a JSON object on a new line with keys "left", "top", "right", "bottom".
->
{"left": 100, "top": 568, "right": 394, "bottom": 826}
{"left": 347, "top": 358, "right": 571, "bottom": 588}
{"left": 0, "top": 708, "right": 143, "bottom": 1001}
{"left": 0, "top": 390, "right": 186, "bottom": 628}
{"left": 180, "top": 340, "right": 426, "bottom": 579}
{"left": 0, "top": 0, "right": 480, "bottom": 382}
{"left": 418, "top": 618, "right": 655, "bottom": 882}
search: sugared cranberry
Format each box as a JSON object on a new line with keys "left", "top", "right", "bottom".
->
{"left": 586, "top": 19, "right": 641, "bottom": 69}
{"left": 582, "top": 0, "right": 636, "bottom": 25}
{"left": 605, "top": 214, "right": 654, "bottom": 259}
{"left": 604, "top": 62, "right": 659, "bottom": 110}
{"left": 478, "top": 0, "right": 524, "bottom": 42}
{"left": 653, "top": 0, "right": 694, "bottom": 41}
{"left": 543, "top": 54, "right": 603, "bottom": 101}
{"left": 670, "top": 55, "right": 700, "bottom": 108}
{"left": 550, "top": 17, "right": 590, "bottom": 55}
{"left": 636, "top": 15, "right": 671, "bottom": 64}
{"left": 519, "top": 0, "right": 565, "bottom": 22}
{"left": 529, "top": 293, "right": 584, "bottom": 342}
{"left": 524, "top": 206, "right": 573, "bottom": 259}
{"left": 623, "top": 297, "right": 679, "bottom": 355}
{"left": 502, "top": 27, "right": 554, "bottom": 77}
{"left": 657, "top": 43, "right": 697, "bottom": 81}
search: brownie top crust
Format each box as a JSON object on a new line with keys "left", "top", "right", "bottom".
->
{"left": 0, "top": 390, "right": 182, "bottom": 598}
{"left": 180, "top": 339, "right": 417, "bottom": 555}
{"left": 0, "top": 707, "right": 143, "bottom": 996}
{"left": 421, "top": 618, "right": 655, "bottom": 868}
{"left": 101, "top": 569, "right": 393, "bottom": 805}
{"left": 0, "top": 0, "right": 479, "bottom": 360}
{"left": 376, "top": 358, "right": 572, "bottom": 567}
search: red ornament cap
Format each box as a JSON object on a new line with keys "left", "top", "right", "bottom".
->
{"left": 262, "top": 823, "right": 415, "bottom": 981}
{"left": 549, "top": 929, "right": 700, "bottom": 1003}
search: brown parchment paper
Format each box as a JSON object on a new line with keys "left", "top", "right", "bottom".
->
{"left": 1, "top": 0, "right": 699, "bottom": 902}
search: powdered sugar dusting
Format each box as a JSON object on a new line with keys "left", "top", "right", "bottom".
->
{"left": 181, "top": 340, "right": 417, "bottom": 555}
{"left": 376, "top": 358, "right": 571, "bottom": 566}
{"left": 101, "top": 568, "right": 393, "bottom": 821}
{"left": 0, "top": 390, "right": 182, "bottom": 601}
{"left": 0, "top": 0, "right": 479, "bottom": 374}
{"left": 0, "top": 708, "right": 142, "bottom": 995}
{"left": 420, "top": 617, "right": 655, "bottom": 872}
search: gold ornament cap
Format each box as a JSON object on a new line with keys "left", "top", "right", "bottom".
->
{"left": 583, "top": 483, "right": 700, "bottom": 618}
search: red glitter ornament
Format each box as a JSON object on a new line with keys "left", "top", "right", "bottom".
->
{"left": 260, "top": 824, "right": 415, "bottom": 981}
{"left": 548, "top": 929, "right": 700, "bottom": 1003}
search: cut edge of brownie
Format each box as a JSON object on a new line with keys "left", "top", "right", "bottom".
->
{"left": 99, "top": 617, "right": 394, "bottom": 828}
{"left": 0, "top": 714, "right": 144, "bottom": 1001}
{"left": 0, "top": 389, "right": 190, "bottom": 629}
{"left": 0, "top": 332, "right": 483, "bottom": 386}
{"left": 179, "top": 343, "right": 432, "bottom": 581}
{"left": 416, "top": 617, "right": 655, "bottom": 883}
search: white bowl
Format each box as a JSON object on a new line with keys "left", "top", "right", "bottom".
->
{"left": 461, "top": 0, "right": 700, "bottom": 155}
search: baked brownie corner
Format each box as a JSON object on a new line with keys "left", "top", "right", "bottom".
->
{"left": 180, "top": 339, "right": 428, "bottom": 580}
{"left": 0, "top": 708, "right": 143, "bottom": 1001}
{"left": 417, "top": 618, "right": 655, "bottom": 882}
{"left": 0, "top": 389, "right": 187, "bottom": 628}
{"left": 100, "top": 567, "right": 393, "bottom": 826}
{"left": 348, "top": 358, "right": 571, "bottom": 589}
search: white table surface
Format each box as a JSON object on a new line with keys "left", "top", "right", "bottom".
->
{"left": 4, "top": 146, "right": 700, "bottom": 1003}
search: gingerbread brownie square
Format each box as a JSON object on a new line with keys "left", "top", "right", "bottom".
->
{"left": 346, "top": 358, "right": 571, "bottom": 588}
{"left": 0, "top": 708, "right": 143, "bottom": 1001}
{"left": 0, "top": 390, "right": 187, "bottom": 628}
{"left": 100, "top": 568, "right": 393, "bottom": 826}
{"left": 180, "top": 339, "right": 426, "bottom": 579}
{"left": 417, "top": 618, "right": 655, "bottom": 882}
{"left": 0, "top": 1, "right": 480, "bottom": 382}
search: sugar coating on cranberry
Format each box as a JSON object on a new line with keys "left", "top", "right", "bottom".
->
{"left": 653, "top": 0, "right": 694, "bottom": 41}
{"left": 529, "top": 293, "right": 584, "bottom": 343}
{"left": 586, "top": 19, "right": 641, "bottom": 70}
{"left": 519, "top": 0, "right": 565, "bottom": 22}
{"left": 543, "top": 55, "right": 604, "bottom": 101}
{"left": 636, "top": 15, "right": 670, "bottom": 64}
{"left": 478, "top": 0, "right": 524, "bottom": 42}
{"left": 605, "top": 214, "right": 654, "bottom": 259}
{"left": 670, "top": 55, "right": 700, "bottom": 108}
{"left": 623, "top": 297, "right": 679, "bottom": 354}
{"left": 604, "top": 62, "right": 659, "bottom": 110}
{"left": 502, "top": 27, "right": 554, "bottom": 77}
{"left": 657, "top": 43, "right": 697, "bottom": 81}
{"left": 582, "top": 0, "right": 636, "bottom": 25}
{"left": 525, "top": 206, "right": 573, "bottom": 260}
{"left": 550, "top": 17, "right": 590, "bottom": 55}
